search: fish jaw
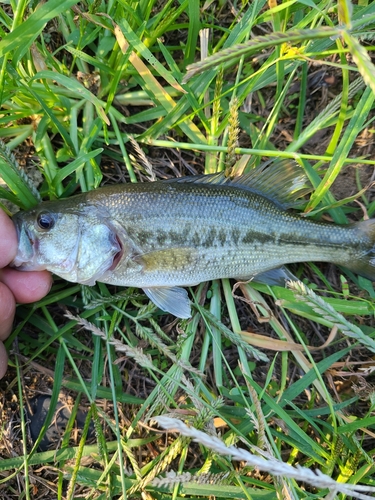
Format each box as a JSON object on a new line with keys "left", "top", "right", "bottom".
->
{"left": 11, "top": 212, "right": 44, "bottom": 271}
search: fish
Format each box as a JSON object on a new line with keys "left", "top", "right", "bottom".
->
{"left": 10, "top": 160, "right": 375, "bottom": 318}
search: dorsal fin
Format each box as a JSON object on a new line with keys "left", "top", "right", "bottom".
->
{"left": 168, "top": 159, "right": 311, "bottom": 209}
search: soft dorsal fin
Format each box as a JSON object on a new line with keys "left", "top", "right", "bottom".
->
{"left": 168, "top": 159, "right": 311, "bottom": 209}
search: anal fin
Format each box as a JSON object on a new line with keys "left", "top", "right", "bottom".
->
{"left": 143, "top": 286, "right": 191, "bottom": 318}
{"left": 253, "top": 266, "right": 297, "bottom": 286}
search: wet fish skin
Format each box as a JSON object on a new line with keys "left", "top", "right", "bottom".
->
{"left": 11, "top": 167, "right": 375, "bottom": 318}
{"left": 12, "top": 202, "right": 121, "bottom": 285}
{"left": 85, "top": 181, "right": 367, "bottom": 285}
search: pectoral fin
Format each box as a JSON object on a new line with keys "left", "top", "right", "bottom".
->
{"left": 137, "top": 248, "right": 197, "bottom": 272}
{"left": 143, "top": 286, "right": 192, "bottom": 318}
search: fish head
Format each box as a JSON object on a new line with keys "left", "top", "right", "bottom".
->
{"left": 11, "top": 202, "right": 122, "bottom": 285}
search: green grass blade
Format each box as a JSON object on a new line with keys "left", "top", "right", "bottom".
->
{"left": 306, "top": 86, "right": 375, "bottom": 212}
{"left": 0, "top": 141, "right": 40, "bottom": 208}
{"left": 0, "top": 0, "right": 80, "bottom": 61}
{"left": 342, "top": 30, "right": 375, "bottom": 94}
{"left": 30, "top": 71, "right": 110, "bottom": 125}
{"left": 184, "top": 0, "right": 200, "bottom": 66}
{"left": 183, "top": 28, "right": 339, "bottom": 82}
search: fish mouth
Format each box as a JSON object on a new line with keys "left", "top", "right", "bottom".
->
{"left": 10, "top": 213, "right": 37, "bottom": 269}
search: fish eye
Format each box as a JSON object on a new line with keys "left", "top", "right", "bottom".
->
{"left": 36, "top": 212, "right": 55, "bottom": 231}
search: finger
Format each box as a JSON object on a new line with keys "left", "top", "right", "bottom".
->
{"left": 0, "top": 282, "right": 15, "bottom": 340}
{"left": 0, "top": 208, "right": 17, "bottom": 267}
{"left": 0, "top": 342, "right": 8, "bottom": 379}
{"left": 0, "top": 268, "right": 52, "bottom": 304}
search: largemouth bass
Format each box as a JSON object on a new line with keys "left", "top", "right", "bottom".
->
{"left": 11, "top": 161, "right": 375, "bottom": 318}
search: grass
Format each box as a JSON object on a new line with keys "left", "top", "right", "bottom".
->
{"left": 1, "top": 0, "right": 375, "bottom": 498}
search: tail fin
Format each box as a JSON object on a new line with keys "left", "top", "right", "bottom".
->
{"left": 345, "top": 219, "right": 375, "bottom": 281}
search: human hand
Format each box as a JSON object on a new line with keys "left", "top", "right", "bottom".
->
{"left": 0, "top": 208, "right": 52, "bottom": 378}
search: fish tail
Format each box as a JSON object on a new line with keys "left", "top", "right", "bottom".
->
{"left": 346, "top": 219, "right": 375, "bottom": 281}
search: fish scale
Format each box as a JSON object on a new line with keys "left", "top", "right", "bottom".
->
{"left": 11, "top": 161, "right": 375, "bottom": 318}
{"left": 93, "top": 183, "right": 357, "bottom": 286}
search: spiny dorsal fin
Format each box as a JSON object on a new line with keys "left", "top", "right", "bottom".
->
{"left": 169, "top": 159, "right": 311, "bottom": 209}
